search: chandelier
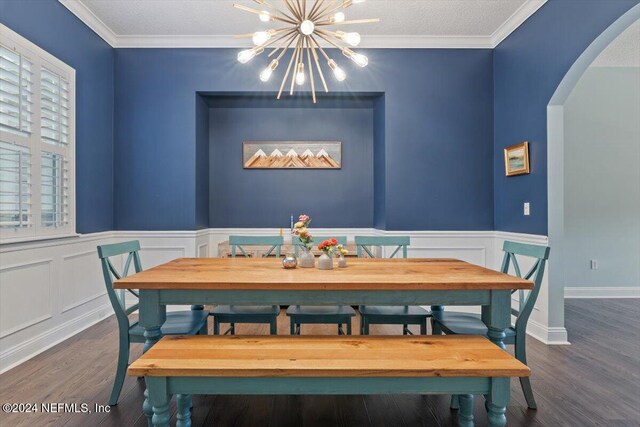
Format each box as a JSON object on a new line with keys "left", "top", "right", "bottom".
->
{"left": 234, "top": 0, "right": 379, "bottom": 103}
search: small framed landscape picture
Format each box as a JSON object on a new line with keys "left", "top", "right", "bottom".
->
{"left": 504, "top": 141, "right": 530, "bottom": 176}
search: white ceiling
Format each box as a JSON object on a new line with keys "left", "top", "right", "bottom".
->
{"left": 591, "top": 20, "right": 640, "bottom": 67}
{"left": 59, "top": 0, "right": 547, "bottom": 48}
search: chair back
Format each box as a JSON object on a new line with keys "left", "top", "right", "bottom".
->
{"left": 355, "top": 236, "right": 410, "bottom": 259}
{"left": 97, "top": 241, "right": 143, "bottom": 331}
{"left": 229, "top": 235, "right": 284, "bottom": 258}
{"left": 500, "top": 241, "right": 550, "bottom": 334}
{"left": 293, "top": 236, "right": 347, "bottom": 256}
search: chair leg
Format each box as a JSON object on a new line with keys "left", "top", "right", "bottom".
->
{"left": 290, "top": 319, "right": 296, "bottom": 335}
{"left": 431, "top": 318, "right": 442, "bottom": 335}
{"left": 295, "top": 323, "right": 301, "bottom": 335}
{"left": 420, "top": 321, "right": 427, "bottom": 335}
{"left": 109, "top": 335, "right": 129, "bottom": 406}
{"left": 360, "top": 316, "right": 365, "bottom": 335}
{"left": 363, "top": 318, "right": 369, "bottom": 335}
{"left": 270, "top": 318, "right": 277, "bottom": 335}
{"left": 199, "top": 320, "right": 208, "bottom": 335}
{"left": 230, "top": 323, "right": 235, "bottom": 335}
{"left": 403, "top": 324, "right": 408, "bottom": 335}
{"left": 346, "top": 319, "right": 352, "bottom": 335}
{"left": 213, "top": 319, "right": 220, "bottom": 335}
{"left": 515, "top": 335, "right": 537, "bottom": 409}
{"left": 338, "top": 324, "right": 344, "bottom": 335}
{"left": 458, "top": 394, "right": 474, "bottom": 427}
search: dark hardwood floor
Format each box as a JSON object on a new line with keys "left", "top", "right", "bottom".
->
{"left": 0, "top": 299, "right": 638, "bottom": 426}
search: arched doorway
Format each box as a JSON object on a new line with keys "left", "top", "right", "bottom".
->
{"left": 547, "top": 4, "right": 640, "bottom": 341}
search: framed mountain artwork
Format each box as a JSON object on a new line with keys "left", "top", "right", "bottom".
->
{"left": 243, "top": 141, "right": 342, "bottom": 169}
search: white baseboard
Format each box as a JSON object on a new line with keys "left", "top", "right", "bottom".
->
{"left": 565, "top": 286, "right": 640, "bottom": 299}
{"left": 0, "top": 302, "right": 113, "bottom": 374}
{"left": 526, "top": 319, "right": 570, "bottom": 345}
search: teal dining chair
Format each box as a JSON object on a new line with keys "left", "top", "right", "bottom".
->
{"left": 431, "top": 240, "right": 550, "bottom": 410}
{"left": 212, "top": 236, "right": 282, "bottom": 335}
{"left": 97, "top": 241, "right": 209, "bottom": 406}
{"left": 356, "top": 236, "right": 431, "bottom": 335}
{"left": 287, "top": 236, "right": 356, "bottom": 335}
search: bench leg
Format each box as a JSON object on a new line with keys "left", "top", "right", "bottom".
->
{"left": 176, "top": 394, "right": 192, "bottom": 427}
{"left": 143, "top": 389, "right": 153, "bottom": 426}
{"left": 146, "top": 377, "right": 170, "bottom": 427}
{"left": 458, "top": 394, "right": 474, "bottom": 427}
{"left": 487, "top": 377, "right": 509, "bottom": 427}
{"left": 450, "top": 394, "right": 460, "bottom": 410}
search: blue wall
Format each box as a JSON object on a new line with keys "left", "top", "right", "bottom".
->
{"left": 0, "top": 0, "right": 114, "bottom": 233}
{"left": 493, "top": 0, "right": 639, "bottom": 235}
{"left": 114, "top": 48, "right": 494, "bottom": 230}
{"left": 207, "top": 95, "right": 376, "bottom": 228}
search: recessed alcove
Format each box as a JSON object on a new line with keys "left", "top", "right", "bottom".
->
{"left": 197, "top": 92, "right": 385, "bottom": 228}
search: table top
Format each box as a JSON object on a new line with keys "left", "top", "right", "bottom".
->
{"left": 115, "top": 258, "right": 532, "bottom": 291}
{"left": 127, "top": 335, "right": 530, "bottom": 378}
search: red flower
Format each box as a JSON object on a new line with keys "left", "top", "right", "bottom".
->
{"left": 330, "top": 238, "right": 338, "bottom": 245}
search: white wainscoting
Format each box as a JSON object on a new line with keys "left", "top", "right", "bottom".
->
{"left": 1, "top": 228, "right": 559, "bottom": 373}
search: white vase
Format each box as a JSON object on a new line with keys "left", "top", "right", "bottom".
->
{"left": 299, "top": 247, "right": 315, "bottom": 268}
{"left": 338, "top": 254, "right": 347, "bottom": 268}
{"left": 317, "top": 253, "right": 333, "bottom": 270}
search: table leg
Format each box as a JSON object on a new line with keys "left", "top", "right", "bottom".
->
{"left": 487, "top": 378, "right": 509, "bottom": 427}
{"left": 458, "top": 394, "right": 474, "bottom": 427}
{"left": 482, "top": 291, "right": 510, "bottom": 350}
{"left": 176, "top": 394, "right": 192, "bottom": 427}
{"left": 146, "top": 377, "right": 170, "bottom": 427}
{"left": 140, "top": 290, "right": 166, "bottom": 425}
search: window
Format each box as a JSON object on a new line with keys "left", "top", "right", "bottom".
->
{"left": 0, "top": 24, "right": 75, "bottom": 243}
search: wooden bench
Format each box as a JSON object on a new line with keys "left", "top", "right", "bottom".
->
{"left": 128, "top": 335, "right": 529, "bottom": 427}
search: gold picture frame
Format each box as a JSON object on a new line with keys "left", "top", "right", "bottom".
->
{"left": 504, "top": 141, "right": 530, "bottom": 176}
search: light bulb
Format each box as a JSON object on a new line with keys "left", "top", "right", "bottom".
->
{"left": 259, "top": 59, "right": 279, "bottom": 82}
{"left": 252, "top": 31, "right": 271, "bottom": 46}
{"left": 237, "top": 47, "right": 263, "bottom": 64}
{"left": 331, "top": 12, "right": 346, "bottom": 23}
{"left": 328, "top": 59, "right": 346, "bottom": 81}
{"left": 299, "top": 20, "right": 315, "bottom": 36}
{"left": 336, "top": 31, "right": 361, "bottom": 47}
{"left": 259, "top": 10, "right": 271, "bottom": 22}
{"left": 295, "top": 63, "right": 305, "bottom": 86}
{"left": 343, "top": 48, "right": 368, "bottom": 67}
{"left": 351, "top": 53, "right": 368, "bottom": 67}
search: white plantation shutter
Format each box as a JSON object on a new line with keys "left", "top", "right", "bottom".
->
{"left": 40, "top": 68, "right": 69, "bottom": 147}
{"left": 0, "top": 24, "right": 75, "bottom": 243}
{"left": 0, "top": 142, "right": 31, "bottom": 228}
{"left": 40, "top": 151, "right": 69, "bottom": 228}
{"left": 0, "top": 45, "right": 33, "bottom": 136}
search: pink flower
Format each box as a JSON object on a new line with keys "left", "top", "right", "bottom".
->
{"left": 299, "top": 214, "right": 310, "bottom": 223}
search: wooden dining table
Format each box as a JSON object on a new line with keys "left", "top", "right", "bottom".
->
{"left": 115, "top": 257, "right": 532, "bottom": 424}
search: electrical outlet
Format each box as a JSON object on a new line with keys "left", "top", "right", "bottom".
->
{"left": 590, "top": 260, "right": 598, "bottom": 270}
{"left": 524, "top": 202, "right": 530, "bottom": 216}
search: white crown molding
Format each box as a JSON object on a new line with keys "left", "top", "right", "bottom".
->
{"left": 491, "top": 0, "right": 547, "bottom": 47}
{"left": 58, "top": 0, "right": 546, "bottom": 49}
{"left": 58, "top": 0, "right": 118, "bottom": 47}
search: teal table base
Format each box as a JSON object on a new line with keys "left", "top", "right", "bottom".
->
{"left": 138, "top": 288, "right": 512, "bottom": 427}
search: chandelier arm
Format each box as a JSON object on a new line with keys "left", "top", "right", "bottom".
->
{"left": 309, "top": 35, "right": 331, "bottom": 61}
{"left": 233, "top": 3, "right": 298, "bottom": 25}
{"left": 278, "top": 37, "right": 301, "bottom": 99}
{"left": 294, "top": 0, "right": 304, "bottom": 20}
{"left": 307, "top": 0, "right": 324, "bottom": 21}
{"left": 259, "top": 0, "right": 298, "bottom": 22}
{"left": 316, "top": 18, "right": 381, "bottom": 26}
{"left": 308, "top": 37, "right": 329, "bottom": 92}
{"left": 306, "top": 39, "right": 317, "bottom": 103}
{"left": 233, "top": 28, "right": 290, "bottom": 39}
{"left": 270, "top": 32, "right": 298, "bottom": 59}
{"left": 302, "top": 0, "right": 307, "bottom": 19}
{"left": 289, "top": 39, "right": 303, "bottom": 95}
{"left": 310, "top": 0, "right": 339, "bottom": 21}
{"left": 313, "top": 2, "right": 350, "bottom": 22}
{"left": 283, "top": 0, "right": 302, "bottom": 21}
{"left": 315, "top": 30, "right": 347, "bottom": 50}
{"left": 257, "top": 29, "right": 298, "bottom": 52}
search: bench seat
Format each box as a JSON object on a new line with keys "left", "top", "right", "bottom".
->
{"left": 129, "top": 335, "right": 529, "bottom": 427}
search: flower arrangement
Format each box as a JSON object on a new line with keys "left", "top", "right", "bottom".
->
{"left": 292, "top": 214, "right": 313, "bottom": 250}
{"left": 335, "top": 244, "right": 349, "bottom": 257}
{"left": 318, "top": 238, "right": 338, "bottom": 255}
